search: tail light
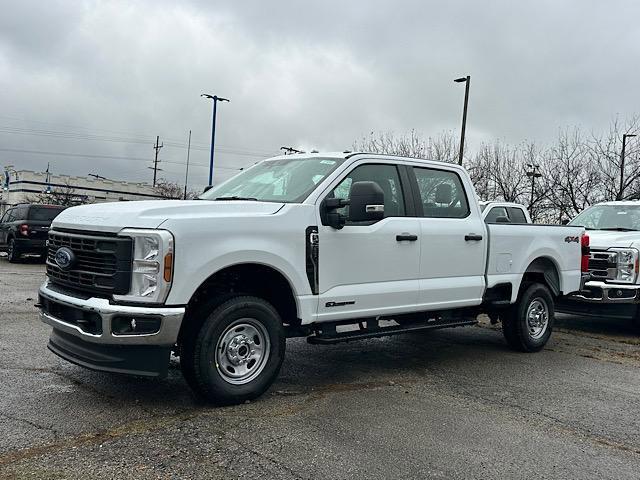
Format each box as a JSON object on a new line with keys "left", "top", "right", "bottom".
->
{"left": 581, "top": 233, "right": 590, "bottom": 273}
{"left": 19, "top": 224, "right": 29, "bottom": 236}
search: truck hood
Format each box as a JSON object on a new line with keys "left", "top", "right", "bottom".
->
{"left": 586, "top": 230, "right": 640, "bottom": 249}
{"left": 52, "top": 200, "right": 285, "bottom": 233}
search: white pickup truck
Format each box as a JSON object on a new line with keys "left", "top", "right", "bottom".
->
{"left": 38, "top": 152, "right": 588, "bottom": 404}
{"left": 557, "top": 200, "right": 640, "bottom": 332}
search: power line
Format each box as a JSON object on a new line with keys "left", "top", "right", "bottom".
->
{"left": 0, "top": 147, "right": 249, "bottom": 170}
{"left": 0, "top": 124, "right": 275, "bottom": 157}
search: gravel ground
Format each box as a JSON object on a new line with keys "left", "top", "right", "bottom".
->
{"left": 1, "top": 259, "right": 639, "bottom": 479}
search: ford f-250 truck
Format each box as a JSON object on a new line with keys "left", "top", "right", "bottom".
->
{"left": 557, "top": 201, "right": 640, "bottom": 333}
{"left": 38, "top": 152, "right": 588, "bottom": 404}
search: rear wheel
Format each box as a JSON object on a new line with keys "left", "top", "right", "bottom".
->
{"left": 180, "top": 296, "right": 286, "bottom": 405}
{"left": 7, "top": 238, "right": 21, "bottom": 263}
{"left": 502, "top": 283, "right": 554, "bottom": 352}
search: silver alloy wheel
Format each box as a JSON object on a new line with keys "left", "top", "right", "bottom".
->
{"left": 215, "top": 318, "right": 271, "bottom": 385}
{"left": 526, "top": 297, "right": 549, "bottom": 340}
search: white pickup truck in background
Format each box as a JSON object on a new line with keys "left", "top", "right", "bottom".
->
{"left": 558, "top": 200, "right": 640, "bottom": 333}
{"left": 38, "top": 152, "right": 588, "bottom": 404}
{"left": 480, "top": 201, "right": 532, "bottom": 224}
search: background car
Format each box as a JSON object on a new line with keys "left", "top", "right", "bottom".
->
{"left": 0, "top": 204, "right": 66, "bottom": 263}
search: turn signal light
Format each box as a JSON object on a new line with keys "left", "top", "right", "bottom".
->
{"left": 163, "top": 253, "right": 173, "bottom": 282}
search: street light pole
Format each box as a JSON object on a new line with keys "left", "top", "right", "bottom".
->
{"left": 454, "top": 75, "right": 471, "bottom": 165}
{"left": 619, "top": 133, "right": 637, "bottom": 200}
{"left": 201, "top": 94, "right": 230, "bottom": 186}
{"left": 526, "top": 163, "right": 542, "bottom": 212}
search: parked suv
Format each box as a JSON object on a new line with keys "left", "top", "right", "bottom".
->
{"left": 0, "top": 204, "right": 66, "bottom": 262}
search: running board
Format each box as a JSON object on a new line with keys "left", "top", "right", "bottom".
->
{"left": 307, "top": 318, "right": 477, "bottom": 345}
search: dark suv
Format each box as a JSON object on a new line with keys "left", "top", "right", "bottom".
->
{"left": 0, "top": 204, "right": 66, "bottom": 263}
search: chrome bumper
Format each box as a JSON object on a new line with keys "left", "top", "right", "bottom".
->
{"left": 38, "top": 280, "right": 185, "bottom": 346}
{"left": 569, "top": 280, "right": 640, "bottom": 304}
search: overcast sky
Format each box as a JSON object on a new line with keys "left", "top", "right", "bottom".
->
{"left": 1, "top": 0, "right": 640, "bottom": 190}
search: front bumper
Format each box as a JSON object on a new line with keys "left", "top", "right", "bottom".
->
{"left": 38, "top": 280, "right": 185, "bottom": 377}
{"left": 569, "top": 280, "right": 640, "bottom": 304}
{"left": 556, "top": 280, "right": 640, "bottom": 319}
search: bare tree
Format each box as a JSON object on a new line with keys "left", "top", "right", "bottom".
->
{"left": 590, "top": 115, "right": 640, "bottom": 201}
{"left": 154, "top": 179, "right": 198, "bottom": 200}
{"left": 24, "top": 180, "right": 87, "bottom": 207}
{"left": 354, "top": 130, "right": 459, "bottom": 163}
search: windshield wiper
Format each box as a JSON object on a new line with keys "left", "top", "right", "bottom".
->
{"left": 215, "top": 196, "right": 258, "bottom": 201}
{"left": 597, "top": 227, "right": 639, "bottom": 232}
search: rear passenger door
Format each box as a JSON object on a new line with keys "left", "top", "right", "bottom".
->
{"left": 409, "top": 166, "right": 487, "bottom": 309}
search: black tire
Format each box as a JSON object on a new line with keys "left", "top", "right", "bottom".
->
{"left": 7, "top": 238, "right": 21, "bottom": 263}
{"left": 502, "top": 283, "right": 554, "bottom": 352}
{"left": 632, "top": 309, "right": 640, "bottom": 335}
{"left": 180, "top": 296, "right": 286, "bottom": 405}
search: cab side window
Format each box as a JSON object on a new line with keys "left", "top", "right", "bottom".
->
{"left": 412, "top": 167, "right": 469, "bottom": 218}
{"left": 330, "top": 164, "right": 406, "bottom": 221}
{"left": 485, "top": 207, "right": 509, "bottom": 223}
{"left": 508, "top": 207, "right": 528, "bottom": 224}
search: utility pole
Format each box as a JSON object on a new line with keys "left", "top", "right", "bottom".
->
{"left": 151, "top": 135, "right": 163, "bottom": 187}
{"left": 184, "top": 130, "right": 192, "bottom": 200}
{"left": 619, "top": 133, "right": 637, "bottom": 200}
{"left": 201, "top": 94, "right": 230, "bottom": 186}
{"left": 454, "top": 75, "right": 471, "bottom": 165}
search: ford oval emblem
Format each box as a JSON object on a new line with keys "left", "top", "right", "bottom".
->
{"left": 54, "top": 247, "right": 75, "bottom": 270}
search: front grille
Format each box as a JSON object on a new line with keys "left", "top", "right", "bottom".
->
{"left": 588, "top": 250, "right": 617, "bottom": 281}
{"left": 46, "top": 230, "right": 133, "bottom": 296}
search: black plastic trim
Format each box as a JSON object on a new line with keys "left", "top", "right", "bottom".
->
{"left": 48, "top": 329, "right": 171, "bottom": 378}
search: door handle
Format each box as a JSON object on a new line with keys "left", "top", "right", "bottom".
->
{"left": 396, "top": 234, "right": 418, "bottom": 242}
{"left": 465, "top": 233, "right": 483, "bottom": 241}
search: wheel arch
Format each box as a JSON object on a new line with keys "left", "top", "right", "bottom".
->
{"left": 520, "top": 256, "right": 561, "bottom": 297}
{"left": 178, "top": 262, "right": 300, "bottom": 345}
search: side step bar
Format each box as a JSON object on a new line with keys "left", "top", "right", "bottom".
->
{"left": 307, "top": 318, "right": 477, "bottom": 345}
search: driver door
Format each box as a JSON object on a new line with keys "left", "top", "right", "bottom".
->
{"left": 316, "top": 162, "right": 421, "bottom": 322}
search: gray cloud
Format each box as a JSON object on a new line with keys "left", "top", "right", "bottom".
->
{"left": 1, "top": 0, "right": 640, "bottom": 190}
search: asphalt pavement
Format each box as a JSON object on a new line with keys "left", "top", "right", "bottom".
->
{"left": 1, "top": 258, "right": 639, "bottom": 479}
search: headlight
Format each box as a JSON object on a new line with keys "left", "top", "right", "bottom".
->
{"left": 610, "top": 248, "right": 639, "bottom": 284}
{"left": 113, "top": 229, "right": 174, "bottom": 303}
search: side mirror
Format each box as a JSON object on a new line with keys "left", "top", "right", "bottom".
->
{"left": 348, "top": 181, "right": 385, "bottom": 222}
{"left": 202, "top": 185, "right": 213, "bottom": 194}
{"left": 495, "top": 216, "right": 510, "bottom": 223}
{"left": 321, "top": 197, "right": 350, "bottom": 230}
{"left": 561, "top": 218, "right": 570, "bottom": 225}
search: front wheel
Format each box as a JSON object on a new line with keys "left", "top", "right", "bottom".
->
{"left": 502, "top": 283, "right": 554, "bottom": 352}
{"left": 180, "top": 296, "right": 286, "bottom": 405}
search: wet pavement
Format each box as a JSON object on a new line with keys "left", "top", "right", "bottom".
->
{"left": 1, "top": 259, "right": 639, "bottom": 479}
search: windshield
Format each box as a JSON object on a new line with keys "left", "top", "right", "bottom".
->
{"left": 200, "top": 157, "right": 345, "bottom": 203}
{"left": 569, "top": 204, "right": 640, "bottom": 231}
{"left": 28, "top": 206, "right": 65, "bottom": 221}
